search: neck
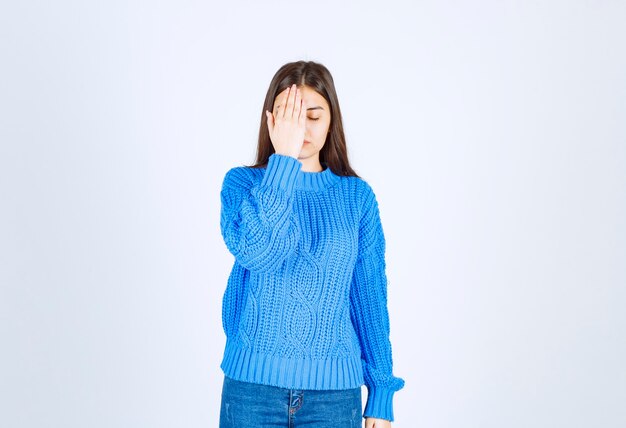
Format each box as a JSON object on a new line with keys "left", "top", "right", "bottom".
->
{"left": 298, "top": 155, "right": 324, "bottom": 172}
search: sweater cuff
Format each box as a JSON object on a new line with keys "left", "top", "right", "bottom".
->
{"left": 363, "top": 385, "right": 398, "bottom": 422}
{"left": 260, "top": 153, "right": 302, "bottom": 193}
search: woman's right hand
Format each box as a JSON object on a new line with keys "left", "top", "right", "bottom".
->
{"left": 265, "top": 84, "right": 306, "bottom": 159}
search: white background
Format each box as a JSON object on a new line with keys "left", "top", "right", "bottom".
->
{"left": 1, "top": 1, "right": 625, "bottom": 427}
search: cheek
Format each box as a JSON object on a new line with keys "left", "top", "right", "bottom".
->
{"left": 309, "top": 120, "right": 331, "bottom": 136}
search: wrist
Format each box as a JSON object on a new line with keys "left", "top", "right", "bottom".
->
{"left": 260, "top": 153, "right": 302, "bottom": 192}
{"left": 273, "top": 150, "right": 299, "bottom": 160}
{"left": 363, "top": 385, "right": 398, "bottom": 422}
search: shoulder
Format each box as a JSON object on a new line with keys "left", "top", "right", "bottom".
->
{"left": 221, "top": 165, "right": 263, "bottom": 191}
{"left": 344, "top": 175, "right": 377, "bottom": 200}
{"left": 340, "top": 175, "right": 379, "bottom": 217}
{"left": 341, "top": 174, "right": 373, "bottom": 192}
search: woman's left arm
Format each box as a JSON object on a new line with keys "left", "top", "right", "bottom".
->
{"left": 349, "top": 181, "right": 405, "bottom": 424}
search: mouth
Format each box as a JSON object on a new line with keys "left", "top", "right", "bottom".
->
{"left": 304, "top": 140, "right": 311, "bottom": 144}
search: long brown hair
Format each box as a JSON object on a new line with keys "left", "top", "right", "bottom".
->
{"left": 246, "top": 60, "right": 360, "bottom": 178}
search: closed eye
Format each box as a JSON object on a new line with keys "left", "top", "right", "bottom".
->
{"left": 308, "top": 117, "right": 319, "bottom": 121}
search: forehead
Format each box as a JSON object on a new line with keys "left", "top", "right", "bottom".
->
{"left": 273, "top": 85, "right": 329, "bottom": 109}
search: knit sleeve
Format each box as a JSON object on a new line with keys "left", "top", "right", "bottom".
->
{"left": 220, "top": 153, "right": 302, "bottom": 273}
{"left": 349, "top": 182, "right": 405, "bottom": 422}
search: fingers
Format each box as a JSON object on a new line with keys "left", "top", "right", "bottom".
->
{"left": 278, "top": 85, "right": 291, "bottom": 120}
{"left": 265, "top": 110, "right": 274, "bottom": 134}
{"left": 271, "top": 84, "right": 304, "bottom": 131}
{"left": 293, "top": 86, "right": 302, "bottom": 121}
{"left": 284, "top": 84, "right": 295, "bottom": 119}
{"left": 298, "top": 96, "right": 306, "bottom": 127}
{"left": 276, "top": 84, "right": 300, "bottom": 120}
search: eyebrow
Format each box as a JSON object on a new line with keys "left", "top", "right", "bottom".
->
{"left": 275, "top": 105, "right": 325, "bottom": 111}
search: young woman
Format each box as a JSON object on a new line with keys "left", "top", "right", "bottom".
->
{"left": 218, "top": 60, "right": 404, "bottom": 428}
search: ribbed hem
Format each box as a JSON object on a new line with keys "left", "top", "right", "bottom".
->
{"left": 220, "top": 339, "right": 364, "bottom": 390}
{"left": 260, "top": 153, "right": 302, "bottom": 192}
{"left": 363, "top": 385, "right": 397, "bottom": 421}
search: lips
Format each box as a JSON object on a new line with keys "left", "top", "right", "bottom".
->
{"left": 304, "top": 140, "right": 311, "bottom": 144}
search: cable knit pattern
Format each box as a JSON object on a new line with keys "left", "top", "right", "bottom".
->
{"left": 219, "top": 153, "right": 405, "bottom": 421}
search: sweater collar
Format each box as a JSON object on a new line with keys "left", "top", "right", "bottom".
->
{"left": 296, "top": 162, "right": 341, "bottom": 191}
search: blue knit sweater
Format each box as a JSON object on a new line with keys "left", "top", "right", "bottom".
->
{"left": 219, "top": 153, "right": 405, "bottom": 421}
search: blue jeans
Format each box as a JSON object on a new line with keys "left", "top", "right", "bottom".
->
{"left": 219, "top": 375, "right": 362, "bottom": 427}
